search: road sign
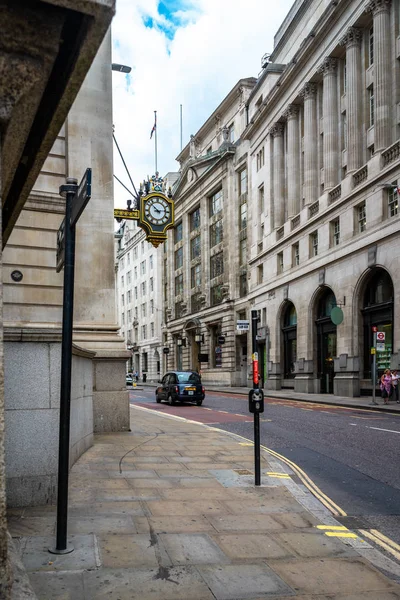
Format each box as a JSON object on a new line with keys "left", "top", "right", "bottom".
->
{"left": 371, "top": 347, "right": 376, "bottom": 355}
{"left": 163, "top": 347, "right": 170, "bottom": 354}
{"left": 56, "top": 217, "right": 65, "bottom": 273}
{"left": 331, "top": 306, "right": 344, "bottom": 325}
{"left": 372, "top": 326, "right": 378, "bottom": 332}
{"left": 376, "top": 342, "right": 385, "bottom": 352}
{"left": 377, "top": 331, "right": 385, "bottom": 342}
{"left": 237, "top": 320, "right": 250, "bottom": 331}
{"left": 218, "top": 335, "right": 225, "bottom": 344}
{"left": 71, "top": 168, "right": 92, "bottom": 226}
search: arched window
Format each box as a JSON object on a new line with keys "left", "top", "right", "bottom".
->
{"left": 362, "top": 269, "right": 394, "bottom": 379}
{"left": 282, "top": 302, "right": 297, "bottom": 378}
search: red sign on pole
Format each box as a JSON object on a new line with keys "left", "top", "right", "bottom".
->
{"left": 372, "top": 326, "right": 377, "bottom": 332}
{"left": 376, "top": 331, "right": 385, "bottom": 341}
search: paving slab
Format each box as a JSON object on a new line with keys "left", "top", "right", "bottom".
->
{"left": 83, "top": 566, "right": 216, "bottom": 599}
{"left": 67, "top": 516, "right": 136, "bottom": 535}
{"left": 29, "top": 571, "right": 85, "bottom": 600}
{"left": 144, "top": 515, "right": 215, "bottom": 534}
{"left": 273, "top": 532, "right": 359, "bottom": 558}
{"left": 159, "top": 533, "right": 230, "bottom": 565}
{"left": 269, "top": 558, "right": 397, "bottom": 595}
{"left": 211, "top": 533, "right": 293, "bottom": 560}
{"left": 207, "top": 514, "right": 285, "bottom": 533}
{"left": 98, "top": 533, "right": 161, "bottom": 568}
{"left": 20, "top": 534, "right": 98, "bottom": 572}
{"left": 197, "top": 563, "right": 294, "bottom": 599}
{"left": 146, "top": 499, "right": 227, "bottom": 516}
{"left": 8, "top": 516, "right": 55, "bottom": 537}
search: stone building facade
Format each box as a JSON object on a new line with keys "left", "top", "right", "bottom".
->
{"left": 245, "top": 0, "right": 400, "bottom": 396}
{"left": 164, "top": 79, "right": 256, "bottom": 387}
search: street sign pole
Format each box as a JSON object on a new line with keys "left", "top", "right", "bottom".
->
{"left": 251, "top": 310, "right": 261, "bottom": 486}
{"left": 371, "top": 330, "right": 378, "bottom": 405}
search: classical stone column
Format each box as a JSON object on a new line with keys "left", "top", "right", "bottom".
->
{"left": 340, "top": 27, "right": 363, "bottom": 171}
{"left": 318, "top": 58, "right": 339, "bottom": 189}
{"left": 300, "top": 83, "right": 318, "bottom": 204}
{"left": 270, "top": 122, "right": 285, "bottom": 227}
{"left": 366, "top": 0, "right": 392, "bottom": 151}
{"left": 284, "top": 105, "right": 300, "bottom": 216}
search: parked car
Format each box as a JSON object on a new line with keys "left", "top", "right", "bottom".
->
{"left": 156, "top": 371, "right": 205, "bottom": 406}
{"left": 126, "top": 374, "right": 133, "bottom": 386}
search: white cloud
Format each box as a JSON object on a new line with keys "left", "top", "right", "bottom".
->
{"left": 111, "top": 0, "right": 294, "bottom": 206}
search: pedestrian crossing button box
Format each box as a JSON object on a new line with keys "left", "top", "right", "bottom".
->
{"left": 249, "top": 389, "right": 264, "bottom": 413}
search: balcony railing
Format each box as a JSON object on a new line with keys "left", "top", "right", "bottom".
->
{"left": 382, "top": 139, "right": 400, "bottom": 166}
{"left": 329, "top": 184, "right": 341, "bottom": 203}
{"left": 308, "top": 200, "right": 319, "bottom": 218}
{"left": 353, "top": 164, "right": 368, "bottom": 187}
{"left": 291, "top": 214, "right": 300, "bottom": 230}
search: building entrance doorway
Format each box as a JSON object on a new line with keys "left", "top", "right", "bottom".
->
{"left": 316, "top": 289, "right": 337, "bottom": 394}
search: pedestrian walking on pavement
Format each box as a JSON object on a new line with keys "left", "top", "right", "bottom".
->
{"left": 380, "top": 369, "right": 392, "bottom": 404}
{"left": 391, "top": 369, "right": 400, "bottom": 403}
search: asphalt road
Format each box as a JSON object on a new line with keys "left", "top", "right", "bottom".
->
{"left": 129, "top": 387, "right": 400, "bottom": 551}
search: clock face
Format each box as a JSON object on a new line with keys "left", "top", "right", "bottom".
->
{"left": 144, "top": 196, "right": 171, "bottom": 226}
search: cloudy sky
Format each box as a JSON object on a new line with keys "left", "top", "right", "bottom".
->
{"left": 111, "top": 0, "right": 294, "bottom": 206}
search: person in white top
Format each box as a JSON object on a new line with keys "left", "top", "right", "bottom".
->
{"left": 391, "top": 370, "right": 399, "bottom": 403}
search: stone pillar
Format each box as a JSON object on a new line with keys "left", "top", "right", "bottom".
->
{"left": 284, "top": 105, "right": 300, "bottom": 216}
{"left": 270, "top": 122, "right": 285, "bottom": 227}
{"left": 300, "top": 83, "right": 318, "bottom": 204}
{"left": 366, "top": 0, "right": 392, "bottom": 151}
{"left": 319, "top": 58, "right": 339, "bottom": 189}
{"left": 340, "top": 27, "right": 363, "bottom": 171}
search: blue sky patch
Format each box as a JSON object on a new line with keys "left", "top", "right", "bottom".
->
{"left": 141, "top": 0, "right": 200, "bottom": 41}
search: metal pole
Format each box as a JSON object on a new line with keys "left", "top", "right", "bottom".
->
{"left": 49, "top": 178, "right": 78, "bottom": 555}
{"left": 372, "top": 331, "right": 378, "bottom": 405}
{"left": 251, "top": 310, "right": 261, "bottom": 486}
{"left": 180, "top": 104, "right": 183, "bottom": 152}
{"left": 154, "top": 110, "right": 158, "bottom": 174}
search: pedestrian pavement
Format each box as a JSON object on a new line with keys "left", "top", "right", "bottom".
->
{"left": 8, "top": 403, "right": 400, "bottom": 599}
{"left": 137, "top": 381, "right": 400, "bottom": 414}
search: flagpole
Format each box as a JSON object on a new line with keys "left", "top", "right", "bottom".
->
{"left": 180, "top": 104, "right": 183, "bottom": 152}
{"left": 154, "top": 110, "right": 158, "bottom": 174}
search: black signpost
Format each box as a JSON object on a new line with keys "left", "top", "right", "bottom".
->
{"left": 49, "top": 170, "right": 92, "bottom": 555}
{"left": 248, "top": 310, "right": 264, "bottom": 486}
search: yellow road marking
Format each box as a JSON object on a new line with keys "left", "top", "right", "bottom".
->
{"left": 239, "top": 442, "right": 253, "bottom": 446}
{"left": 369, "top": 529, "right": 400, "bottom": 552}
{"left": 325, "top": 532, "right": 358, "bottom": 538}
{"left": 316, "top": 525, "right": 348, "bottom": 531}
{"left": 266, "top": 472, "right": 291, "bottom": 479}
{"left": 359, "top": 529, "right": 400, "bottom": 562}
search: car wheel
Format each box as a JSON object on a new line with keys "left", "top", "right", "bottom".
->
{"left": 196, "top": 399, "right": 203, "bottom": 406}
{"left": 156, "top": 394, "right": 161, "bottom": 403}
{"left": 168, "top": 394, "right": 174, "bottom": 406}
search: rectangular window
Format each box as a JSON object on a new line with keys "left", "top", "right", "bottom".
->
{"left": 127, "top": 309, "right": 131, "bottom": 322}
{"left": 150, "top": 277, "right": 154, "bottom": 292}
{"left": 239, "top": 238, "right": 247, "bottom": 266}
{"left": 190, "top": 234, "right": 201, "bottom": 259}
{"left": 127, "top": 253, "right": 130, "bottom": 264}
{"left": 331, "top": 218, "right": 340, "bottom": 246}
{"left": 127, "top": 290, "right": 131, "bottom": 303}
{"left": 210, "top": 252, "right": 223, "bottom": 279}
{"left": 175, "top": 273, "right": 183, "bottom": 296}
{"left": 150, "top": 299, "right": 154, "bottom": 314}
{"left": 209, "top": 189, "right": 223, "bottom": 216}
{"left": 121, "top": 275, "right": 124, "bottom": 287}
{"left": 122, "top": 313, "right": 125, "bottom": 325}
{"left": 277, "top": 252, "right": 284, "bottom": 274}
{"left": 141, "top": 241, "right": 144, "bottom": 254}
{"left": 239, "top": 169, "right": 247, "bottom": 196}
{"left": 133, "top": 247, "right": 138, "bottom": 259}
{"left": 140, "top": 261, "right": 145, "bottom": 275}
{"left": 342, "top": 114, "right": 347, "bottom": 149}
{"left": 191, "top": 263, "right": 201, "bottom": 288}
{"left": 292, "top": 243, "right": 299, "bottom": 267}
{"left": 239, "top": 202, "right": 247, "bottom": 230}
{"left": 142, "top": 324, "right": 147, "bottom": 340}
{"left": 134, "top": 306, "right": 138, "bottom": 319}
{"left": 259, "top": 185, "right": 264, "bottom": 214}
{"left": 210, "top": 220, "right": 223, "bottom": 247}
{"left": 357, "top": 202, "right": 366, "bottom": 232}
{"left": 134, "top": 286, "right": 138, "bottom": 300}
{"left": 175, "top": 247, "right": 183, "bottom": 269}
{"left": 388, "top": 184, "right": 399, "bottom": 217}
{"left": 310, "top": 231, "right": 318, "bottom": 256}
{"left": 175, "top": 222, "right": 183, "bottom": 243}
{"left": 151, "top": 322, "right": 154, "bottom": 337}
{"left": 228, "top": 123, "right": 234, "bottom": 143}
{"left": 369, "top": 26, "right": 374, "bottom": 67}
{"left": 121, "top": 294, "right": 124, "bottom": 306}
{"left": 120, "top": 257, "right": 124, "bottom": 269}
{"left": 239, "top": 273, "right": 247, "bottom": 297}
{"left": 149, "top": 255, "right": 153, "bottom": 269}
{"left": 141, "top": 303, "right": 146, "bottom": 317}
{"left": 134, "top": 266, "right": 137, "bottom": 279}
{"left": 190, "top": 207, "right": 201, "bottom": 231}
{"left": 257, "top": 264, "right": 263, "bottom": 284}
{"left": 369, "top": 86, "right": 374, "bottom": 127}
{"left": 211, "top": 284, "right": 223, "bottom": 306}
{"left": 141, "top": 281, "right": 146, "bottom": 295}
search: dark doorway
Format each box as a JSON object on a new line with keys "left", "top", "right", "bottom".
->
{"left": 316, "top": 289, "right": 337, "bottom": 393}
{"left": 282, "top": 302, "right": 297, "bottom": 380}
{"left": 361, "top": 269, "right": 394, "bottom": 380}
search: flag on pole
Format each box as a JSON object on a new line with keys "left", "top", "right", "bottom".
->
{"left": 150, "top": 115, "right": 157, "bottom": 139}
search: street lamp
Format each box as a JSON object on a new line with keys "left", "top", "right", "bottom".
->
{"left": 176, "top": 337, "right": 186, "bottom": 347}
{"left": 112, "top": 63, "right": 132, "bottom": 73}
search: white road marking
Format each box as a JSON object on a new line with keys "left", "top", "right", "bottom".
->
{"left": 350, "top": 423, "right": 357, "bottom": 426}
{"left": 368, "top": 426, "right": 400, "bottom": 434}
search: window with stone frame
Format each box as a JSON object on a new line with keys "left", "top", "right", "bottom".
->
{"left": 239, "top": 273, "right": 247, "bottom": 298}
{"left": 369, "top": 86, "right": 374, "bottom": 127}
{"left": 292, "top": 243, "right": 300, "bottom": 267}
{"left": 175, "top": 301, "right": 186, "bottom": 318}
{"left": 190, "top": 234, "right": 201, "bottom": 259}
{"left": 257, "top": 264, "right": 263, "bottom": 284}
{"left": 174, "top": 222, "right": 183, "bottom": 244}
{"left": 191, "top": 292, "right": 203, "bottom": 313}
{"left": 239, "top": 238, "right": 247, "bottom": 266}
{"left": 239, "top": 168, "right": 247, "bottom": 196}
{"left": 331, "top": 218, "right": 340, "bottom": 246}
{"left": 175, "top": 247, "right": 183, "bottom": 269}
{"left": 310, "top": 231, "right": 318, "bottom": 257}
{"left": 210, "top": 252, "right": 224, "bottom": 279}
{"left": 210, "top": 284, "right": 223, "bottom": 306}
{"left": 175, "top": 273, "right": 183, "bottom": 296}
{"left": 210, "top": 219, "right": 223, "bottom": 247}
{"left": 209, "top": 189, "right": 223, "bottom": 217}
{"left": 388, "top": 184, "right": 399, "bottom": 218}
{"left": 369, "top": 26, "right": 374, "bottom": 67}
{"left": 277, "top": 252, "right": 284, "bottom": 274}
{"left": 191, "top": 263, "right": 201, "bottom": 288}
{"left": 239, "top": 201, "right": 247, "bottom": 230}
{"left": 228, "top": 123, "right": 234, "bottom": 143}
{"left": 356, "top": 202, "right": 366, "bottom": 233}
{"left": 150, "top": 277, "right": 154, "bottom": 292}
{"left": 190, "top": 207, "right": 201, "bottom": 231}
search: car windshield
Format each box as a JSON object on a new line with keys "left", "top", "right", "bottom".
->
{"left": 176, "top": 372, "right": 201, "bottom": 384}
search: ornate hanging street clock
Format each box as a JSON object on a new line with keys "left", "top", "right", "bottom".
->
{"left": 114, "top": 172, "right": 175, "bottom": 248}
